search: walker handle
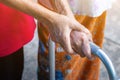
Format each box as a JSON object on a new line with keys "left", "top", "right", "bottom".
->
{"left": 49, "top": 40, "right": 118, "bottom": 80}
{"left": 90, "top": 42, "right": 118, "bottom": 80}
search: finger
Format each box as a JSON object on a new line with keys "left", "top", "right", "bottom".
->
{"left": 60, "top": 29, "right": 74, "bottom": 54}
{"left": 73, "top": 22, "right": 93, "bottom": 42}
{"left": 71, "top": 36, "right": 85, "bottom": 57}
{"left": 81, "top": 34, "right": 93, "bottom": 60}
{"left": 83, "top": 29, "right": 93, "bottom": 42}
{"left": 71, "top": 42, "right": 85, "bottom": 57}
{"left": 70, "top": 31, "right": 86, "bottom": 57}
{"left": 72, "top": 22, "right": 86, "bottom": 32}
{"left": 76, "top": 48, "right": 85, "bottom": 57}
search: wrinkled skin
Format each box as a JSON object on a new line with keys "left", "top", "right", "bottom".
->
{"left": 48, "top": 14, "right": 87, "bottom": 54}
{"left": 51, "top": 0, "right": 94, "bottom": 60}
{"left": 70, "top": 31, "right": 93, "bottom": 59}
{"left": 38, "top": 0, "right": 94, "bottom": 60}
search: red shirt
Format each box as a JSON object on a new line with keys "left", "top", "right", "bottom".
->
{"left": 0, "top": 4, "right": 36, "bottom": 57}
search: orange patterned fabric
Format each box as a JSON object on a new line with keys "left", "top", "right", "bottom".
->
{"left": 38, "top": 1, "right": 106, "bottom": 80}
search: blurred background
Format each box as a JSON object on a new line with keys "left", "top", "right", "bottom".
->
{"left": 22, "top": 0, "right": 120, "bottom": 80}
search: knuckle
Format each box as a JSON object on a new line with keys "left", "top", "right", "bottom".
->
{"left": 81, "top": 33, "right": 86, "bottom": 40}
{"left": 80, "top": 33, "right": 84, "bottom": 37}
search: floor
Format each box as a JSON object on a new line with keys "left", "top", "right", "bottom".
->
{"left": 22, "top": 1, "right": 120, "bottom": 80}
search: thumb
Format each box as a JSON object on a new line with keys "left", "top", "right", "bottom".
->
{"left": 72, "top": 22, "right": 86, "bottom": 32}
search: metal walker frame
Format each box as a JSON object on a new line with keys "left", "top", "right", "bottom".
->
{"left": 48, "top": 39, "right": 119, "bottom": 80}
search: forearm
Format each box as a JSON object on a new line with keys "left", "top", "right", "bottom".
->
{"left": 50, "top": 0, "right": 74, "bottom": 17}
{"left": 0, "top": 0, "right": 58, "bottom": 25}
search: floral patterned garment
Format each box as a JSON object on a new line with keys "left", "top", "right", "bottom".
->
{"left": 37, "top": 0, "right": 108, "bottom": 80}
{"left": 37, "top": 12, "right": 107, "bottom": 80}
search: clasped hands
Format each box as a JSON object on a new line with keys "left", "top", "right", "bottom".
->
{"left": 43, "top": 0, "right": 94, "bottom": 60}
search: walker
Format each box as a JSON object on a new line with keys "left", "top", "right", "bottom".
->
{"left": 48, "top": 39, "right": 119, "bottom": 80}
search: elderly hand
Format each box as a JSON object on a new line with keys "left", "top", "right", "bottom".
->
{"left": 38, "top": 0, "right": 94, "bottom": 59}
{"left": 70, "top": 30, "right": 93, "bottom": 60}
{"left": 51, "top": 0, "right": 94, "bottom": 60}
{"left": 47, "top": 14, "right": 85, "bottom": 54}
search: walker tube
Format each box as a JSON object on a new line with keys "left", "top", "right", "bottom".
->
{"left": 49, "top": 39, "right": 55, "bottom": 80}
{"left": 90, "top": 42, "right": 117, "bottom": 80}
{"left": 48, "top": 40, "right": 118, "bottom": 80}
